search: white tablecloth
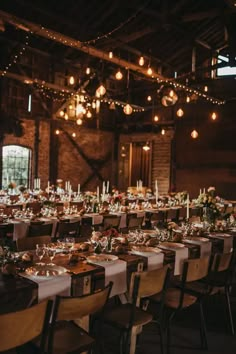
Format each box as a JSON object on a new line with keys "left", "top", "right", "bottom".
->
{"left": 184, "top": 238, "right": 212, "bottom": 257}
{"left": 158, "top": 244, "right": 189, "bottom": 275}
{"left": 130, "top": 250, "right": 164, "bottom": 270}
{"left": 208, "top": 233, "right": 233, "bottom": 253}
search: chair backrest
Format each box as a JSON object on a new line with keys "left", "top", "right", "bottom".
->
{"left": 26, "top": 202, "right": 42, "bottom": 214}
{"left": 127, "top": 216, "right": 144, "bottom": 230}
{"left": 0, "top": 299, "right": 52, "bottom": 352}
{"left": 166, "top": 208, "right": 178, "bottom": 221}
{"left": 28, "top": 223, "right": 53, "bottom": 237}
{"left": 103, "top": 215, "right": 121, "bottom": 230}
{"left": 56, "top": 221, "right": 80, "bottom": 239}
{"left": 182, "top": 256, "right": 210, "bottom": 283}
{"left": 130, "top": 264, "right": 170, "bottom": 304}
{"left": 16, "top": 235, "right": 52, "bottom": 251}
{"left": 211, "top": 251, "right": 233, "bottom": 272}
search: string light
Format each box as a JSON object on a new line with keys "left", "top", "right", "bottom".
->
{"left": 72, "top": 132, "right": 76, "bottom": 137}
{"left": 186, "top": 96, "right": 190, "bottom": 103}
{"left": 86, "top": 67, "right": 91, "bottom": 75}
{"left": 64, "top": 113, "right": 69, "bottom": 120}
{"left": 68, "top": 76, "right": 75, "bottom": 85}
{"left": 86, "top": 110, "right": 92, "bottom": 118}
{"left": 123, "top": 103, "right": 133, "bottom": 115}
{"left": 147, "top": 95, "right": 152, "bottom": 101}
{"left": 204, "top": 86, "right": 208, "bottom": 92}
{"left": 147, "top": 67, "right": 153, "bottom": 75}
{"left": 109, "top": 51, "right": 113, "bottom": 59}
{"left": 55, "top": 129, "right": 60, "bottom": 135}
{"left": 96, "top": 84, "right": 106, "bottom": 96}
{"left": 76, "top": 118, "right": 83, "bottom": 125}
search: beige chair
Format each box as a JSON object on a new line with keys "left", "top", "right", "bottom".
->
{"left": 16, "top": 235, "right": 52, "bottom": 251}
{"left": 149, "top": 257, "right": 210, "bottom": 353}
{"left": 0, "top": 299, "right": 52, "bottom": 353}
{"left": 47, "top": 282, "right": 113, "bottom": 354}
{"left": 103, "top": 265, "right": 170, "bottom": 354}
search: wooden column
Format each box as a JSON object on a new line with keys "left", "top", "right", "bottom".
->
{"left": 49, "top": 120, "right": 59, "bottom": 184}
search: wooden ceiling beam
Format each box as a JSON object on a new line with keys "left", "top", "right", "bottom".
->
{"left": 181, "top": 9, "right": 221, "bottom": 22}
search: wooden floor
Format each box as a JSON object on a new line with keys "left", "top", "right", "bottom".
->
{"left": 103, "top": 290, "right": 236, "bottom": 354}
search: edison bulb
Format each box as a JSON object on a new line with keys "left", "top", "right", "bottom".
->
{"left": 177, "top": 108, "right": 184, "bottom": 117}
{"left": 123, "top": 103, "right": 133, "bottom": 115}
{"left": 55, "top": 129, "right": 60, "bottom": 135}
{"left": 76, "top": 118, "right": 83, "bottom": 125}
{"left": 139, "top": 56, "right": 144, "bottom": 66}
{"left": 154, "top": 115, "right": 159, "bottom": 122}
{"left": 115, "top": 69, "right": 123, "bottom": 80}
{"left": 147, "top": 67, "right": 153, "bottom": 75}
{"left": 191, "top": 129, "right": 198, "bottom": 139}
{"left": 211, "top": 112, "right": 217, "bottom": 120}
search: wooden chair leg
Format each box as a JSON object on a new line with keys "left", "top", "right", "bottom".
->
{"left": 159, "top": 325, "right": 165, "bottom": 354}
{"left": 225, "top": 286, "right": 235, "bottom": 335}
{"left": 167, "top": 311, "right": 175, "bottom": 354}
{"left": 199, "top": 301, "right": 208, "bottom": 350}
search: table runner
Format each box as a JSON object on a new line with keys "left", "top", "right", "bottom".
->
{"left": 158, "top": 245, "right": 189, "bottom": 275}
{"left": 208, "top": 233, "right": 233, "bottom": 253}
{"left": 184, "top": 238, "right": 212, "bottom": 257}
{"left": 130, "top": 250, "right": 164, "bottom": 270}
{"left": 88, "top": 259, "right": 127, "bottom": 297}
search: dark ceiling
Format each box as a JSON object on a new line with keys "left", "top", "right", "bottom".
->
{"left": 0, "top": 0, "right": 236, "bottom": 131}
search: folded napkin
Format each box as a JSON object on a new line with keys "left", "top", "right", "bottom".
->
{"left": 21, "top": 273, "right": 71, "bottom": 301}
{"left": 84, "top": 213, "right": 103, "bottom": 225}
{"left": 89, "top": 259, "right": 127, "bottom": 297}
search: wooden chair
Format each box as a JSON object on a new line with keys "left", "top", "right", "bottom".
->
{"left": 178, "top": 207, "right": 187, "bottom": 222}
{"left": 149, "top": 256, "right": 210, "bottom": 353}
{"left": 166, "top": 208, "right": 178, "bottom": 222}
{"left": 55, "top": 220, "right": 80, "bottom": 239}
{"left": 47, "top": 282, "right": 113, "bottom": 354}
{"left": 203, "top": 251, "right": 235, "bottom": 334}
{"left": 0, "top": 299, "right": 52, "bottom": 353}
{"left": 16, "top": 235, "right": 52, "bottom": 251}
{"left": 26, "top": 202, "right": 42, "bottom": 214}
{"left": 150, "top": 211, "right": 166, "bottom": 228}
{"left": 103, "top": 265, "right": 170, "bottom": 354}
{"left": 4, "top": 204, "right": 23, "bottom": 216}
{"left": 27, "top": 222, "right": 53, "bottom": 237}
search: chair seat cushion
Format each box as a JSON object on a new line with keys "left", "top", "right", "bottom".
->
{"left": 50, "top": 321, "right": 94, "bottom": 354}
{"left": 103, "top": 304, "right": 153, "bottom": 329}
{"left": 150, "top": 288, "right": 197, "bottom": 309}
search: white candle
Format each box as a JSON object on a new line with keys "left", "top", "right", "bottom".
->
{"left": 97, "top": 186, "right": 100, "bottom": 202}
{"left": 200, "top": 188, "right": 202, "bottom": 195}
{"left": 78, "top": 183, "right": 80, "bottom": 195}
{"left": 106, "top": 181, "right": 109, "bottom": 193}
{"left": 136, "top": 180, "right": 138, "bottom": 191}
{"left": 186, "top": 194, "right": 190, "bottom": 219}
{"left": 203, "top": 188, "right": 206, "bottom": 194}
{"left": 47, "top": 181, "right": 50, "bottom": 192}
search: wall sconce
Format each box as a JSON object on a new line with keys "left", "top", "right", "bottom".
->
{"left": 143, "top": 142, "right": 150, "bottom": 151}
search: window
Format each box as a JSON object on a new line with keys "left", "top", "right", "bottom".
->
{"left": 217, "top": 55, "right": 236, "bottom": 76}
{"left": 2, "top": 145, "right": 31, "bottom": 188}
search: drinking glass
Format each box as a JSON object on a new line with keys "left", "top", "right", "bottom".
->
{"left": 47, "top": 248, "right": 56, "bottom": 265}
{"left": 36, "top": 245, "right": 45, "bottom": 265}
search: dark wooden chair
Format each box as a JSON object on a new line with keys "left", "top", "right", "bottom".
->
{"left": 101, "top": 214, "right": 121, "bottom": 231}
{"left": 16, "top": 235, "right": 52, "bottom": 251}
{"left": 55, "top": 220, "right": 80, "bottom": 239}
{"left": 27, "top": 222, "right": 53, "bottom": 237}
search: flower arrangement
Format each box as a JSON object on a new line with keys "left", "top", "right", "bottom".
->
{"left": 197, "top": 186, "right": 220, "bottom": 221}
{"left": 102, "top": 227, "right": 119, "bottom": 238}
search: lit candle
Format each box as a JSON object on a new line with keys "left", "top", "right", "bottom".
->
{"left": 155, "top": 180, "right": 159, "bottom": 203}
{"left": 106, "top": 181, "right": 109, "bottom": 193}
{"left": 186, "top": 194, "right": 190, "bottom": 219}
{"left": 97, "top": 186, "right": 100, "bottom": 202}
{"left": 47, "top": 181, "right": 50, "bottom": 192}
{"left": 203, "top": 188, "right": 206, "bottom": 194}
{"left": 200, "top": 188, "right": 202, "bottom": 195}
{"left": 78, "top": 183, "right": 80, "bottom": 195}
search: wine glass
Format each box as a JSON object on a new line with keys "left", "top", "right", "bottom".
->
{"left": 46, "top": 248, "right": 56, "bottom": 265}
{"left": 35, "top": 245, "right": 45, "bottom": 265}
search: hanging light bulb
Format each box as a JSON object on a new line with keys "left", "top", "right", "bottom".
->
{"left": 161, "top": 129, "right": 166, "bottom": 135}
{"left": 191, "top": 129, "right": 199, "bottom": 139}
{"left": 161, "top": 129, "right": 165, "bottom": 135}
{"left": 186, "top": 96, "right": 190, "bottom": 103}
{"left": 147, "top": 95, "right": 152, "bottom": 101}
{"left": 64, "top": 113, "right": 69, "bottom": 120}
{"left": 147, "top": 67, "right": 153, "bottom": 75}
{"left": 154, "top": 115, "right": 159, "bottom": 122}
{"left": 143, "top": 142, "right": 150, "bottom": 151}
{"left": 92, "top": 101, "right": 96, "bottom": 109}
{"left": 139, "top": 56, "right": 145, "bottom": 66}
{"left": 86, "top": 110, "right": 92, "bottom": 118}
{"left": 72, "top": 132, "right": 76, "bottom": 138}
{"left": 109, "top": 51, "right": 113, "bottom": 59}
{"left": 177, "top": 108, "right": 184, "bottom": 117}
{"left": 76, "top": 103, "right": 85, "bottom": 117}
{"left": 68, "top": 76, "right": 75, "bottom": 85}
{"left": 86, "top": 67, "right": 91, "bottom": 75}
{"left": 96, "top": 84, "right": 106, "bottom": 96}
{"left": 123, "top": 103, "right": 133, "bottom": 115}
{"left": 76, "top": 118, "right": 83, "bottom": 125}
{"left": 204, "top": 85, "right": 208, "bottom": 92}
{"left": 68, "top": 104, "right": 73, "bottom": 110}
{"left": 59, "top": 110, "right": 64, "bottom": 117}
{"left": 55, "top": 129, "right": 60, "bottom": 135}
{"left": 211, "top": 112, "right": 217, "bottom": 120}
{"left": 115, "top": 69, "right": 123, "bottom": 80}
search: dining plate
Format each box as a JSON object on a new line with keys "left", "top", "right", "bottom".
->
{"left": 86, "top": 254, "right": 118, "bottom": 264}
{"left": 131, "top": 246, "right": 162, "bottom": 255}
{"left": 25, "top": 264, "right": 67, "bottom": 277}
{"left": 158, "top": 242, "right": 185, "bottom": 250}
